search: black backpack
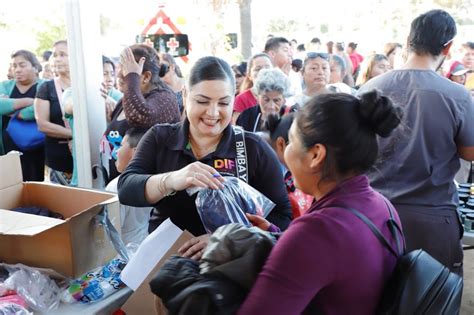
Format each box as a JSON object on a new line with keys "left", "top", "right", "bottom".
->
{"left": 343, "top": 202, "right": 463, "bottom": 315}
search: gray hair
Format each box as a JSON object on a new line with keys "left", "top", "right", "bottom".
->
{"left": 253, "top": 68, "right": 291, "bottom": 97}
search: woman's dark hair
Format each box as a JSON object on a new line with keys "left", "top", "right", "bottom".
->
{"left": 102, "top": 55, "right": 116, "bottom": 72}
{"left": 295, "top": 90, "right": 402, "bottom": 177}
{"left": 265, "top": 112, "right": 295, "bottom": 143}
{"left": 129, "top": 44, "right": 168, "bottom": 90}
{"left": 408, "top": 9, "right": 456, "bottom": 56}
{"left": 160, "top": 53, "right": 183, "bottom": 78}
{"left": 11, "top": 50, "right": 42, "bottom": 72}
{"left": 188, "top": 56, "right": 235, "bottom": 93}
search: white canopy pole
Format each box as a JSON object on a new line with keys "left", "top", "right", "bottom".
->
{"left": 65, "top": 0, "right": 106, "bottom": 189}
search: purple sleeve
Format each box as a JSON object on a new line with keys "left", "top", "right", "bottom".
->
{"left": 122, "top": 73, "right": 180, "bottom": 128}
{"left": 238, "top": 214, "right": 336, "bottom": 315}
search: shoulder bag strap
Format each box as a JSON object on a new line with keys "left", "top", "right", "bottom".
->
{"left": 232, "top": 125, "right": 248, "bottom": 183}
{"left": 382, "top": 199, "right": 406, "bottom": 255}
{"left": 341, "top": 206, "right": 399, "bottom": 257}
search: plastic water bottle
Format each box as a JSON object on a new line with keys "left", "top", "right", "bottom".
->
{"left": 61, "top": 258, "right": 126, "bottom": 304}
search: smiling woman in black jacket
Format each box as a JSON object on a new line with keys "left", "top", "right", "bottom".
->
{"left": 118, "top": 56, "right": 292, "bottom": 260}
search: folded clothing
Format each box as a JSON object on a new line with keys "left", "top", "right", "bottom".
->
{"left": 11, "top": 207, "right": 64, "bottom": 220}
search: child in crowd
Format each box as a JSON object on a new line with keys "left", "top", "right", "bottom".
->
{"left": 106, "top": 127, "right": 152, "bottom": 246}
{"left": 263, "top": 112, "right": 313, "bottom": 218}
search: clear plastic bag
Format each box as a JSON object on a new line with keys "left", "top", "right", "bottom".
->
{"left": 3, "top": 266, "right": 60, "bottom": 312}
{"left": 190, "top": 177, "right": 275, "bottom": 233}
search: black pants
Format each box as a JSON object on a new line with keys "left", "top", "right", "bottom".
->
{"left": 395, "top": 204, "right": 464, "bottom": 276}
{"left": 20, "top": 146, "right": 45, "bottom": 181}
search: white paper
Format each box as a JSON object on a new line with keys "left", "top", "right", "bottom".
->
{"left": 120, "top": 218, "right": 182, "bottom": 291}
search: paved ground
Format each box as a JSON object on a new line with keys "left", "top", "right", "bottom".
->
{"left": 462, "top": 248, "right": 474, "bottom": 314}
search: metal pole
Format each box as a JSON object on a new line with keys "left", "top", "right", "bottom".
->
{"left": 65, "top": 0, "right": 106, "bottom": 189}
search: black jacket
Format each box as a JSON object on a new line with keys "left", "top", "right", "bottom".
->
{"left": 150, "top": 224, "right": 276, "bottom": 315}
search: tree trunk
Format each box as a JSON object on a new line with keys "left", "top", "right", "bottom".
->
{"left": 239, "top": 0, "right": 252, "bottom": 60}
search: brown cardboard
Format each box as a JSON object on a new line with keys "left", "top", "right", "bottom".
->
{"left": 0, "top": 152, "right": 120, "bottom": 278}
{"left": 122, "top": 231, "right": 194, "bottom": 315}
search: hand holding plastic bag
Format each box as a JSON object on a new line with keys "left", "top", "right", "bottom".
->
{"left": 190, "top": 177, "right": 276, "bottom": 233}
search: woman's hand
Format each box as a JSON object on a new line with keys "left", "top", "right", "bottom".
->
{"left": 119, "top": 47, "right": 144, "bottom": 77}
{"left": 166, "top": 161, "right": 225, "bottom": 192}
{"left": 246, "top": 213, "right": 272, "bottom": 231}
{"left": 178, "top": 234, "right": 210, "bottom": 260}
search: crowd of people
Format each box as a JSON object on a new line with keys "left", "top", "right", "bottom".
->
{"left": 1, "top": 8, "right": 473, "bottom": 314}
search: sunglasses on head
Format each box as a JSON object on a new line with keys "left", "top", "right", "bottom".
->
{"left": 306, "top": 52, "right": 330, "bottom": 61}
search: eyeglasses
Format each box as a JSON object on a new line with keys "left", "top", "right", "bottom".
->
{"left": 305, "top": 52, "right": 330, "bottom": 61}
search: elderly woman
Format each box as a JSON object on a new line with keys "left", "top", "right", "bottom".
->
{"left": 35, "top": 40, "right": 73, "bottom": 185}
{"left": 0, "top": 50, "right": 45, "bottom": 181}
{"left": 355, "top": 54, "right": 391, "bottom": 87}
{"left": 236, "top": 68, "right": 290, "bottom": 132}
{"left": 118, "top": 56, "right": 292, "bottom": 260}
{"left": 293, "top": 52, "right": 332, "bottom": 107}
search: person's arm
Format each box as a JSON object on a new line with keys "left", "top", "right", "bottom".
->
{"left": 238, "top": 216, "right": 335, "bottom": 315}
{"left": 458, "top": 146, "right": 474, "bottom": 161}
{"left": 0, "top": 97, "right": 35, "bottom": 116}
{"left": 456, "top": 97, "right": 474, "bottom": 161}
{"left": 249, "top": 135, "right": 292, "bottom": 230}
{"left": 34, "top": 98, "right": 72, "bottom": 139}
{"left": 121, "top": 74, "right": 180, "bottom": 127}
{"left": 118, "top": 126, "right": 224, "bottom": 207}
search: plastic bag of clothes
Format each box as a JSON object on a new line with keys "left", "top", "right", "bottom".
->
{"left": 190, "top": 177, "right": 275, "bottom": 233}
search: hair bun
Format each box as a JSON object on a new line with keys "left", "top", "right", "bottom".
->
{"left": 358, "top": 89, "right": 403, "bottom": 137}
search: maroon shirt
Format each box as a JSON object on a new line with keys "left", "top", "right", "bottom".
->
{"left": 239, "top": 175, "right": 401, "bottom": 315}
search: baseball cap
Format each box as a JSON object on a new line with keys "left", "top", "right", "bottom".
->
{"left": 446, "top": 61, "right": 470, "bottom": 78}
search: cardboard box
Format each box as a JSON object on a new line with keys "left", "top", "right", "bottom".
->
{"left": 0, "top": 152, "right": 120, "bottom": 278}
{"left": 121, "top": 219, "right": 194, "bottom": 314}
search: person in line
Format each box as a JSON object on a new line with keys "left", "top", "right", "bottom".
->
{"left": 329, "top": 54, "right": 355, "bottom": 94}
{"left": 347, "top": 42, "right": 364, "bottom": 78}
{"left": 0, "top": 50, "right": 45, "bottom": 181}
{"left": 100, "top": 44, "right": 180, "bottom": 182}
{"left": 334, "top": 42, "right": 355, "bottom": 86}
{"left": 461, "top": 42, "right": 474, "bottom": 94}
{"left": 106, "top": 127, "right": 152, "bottom": 246}
{"left": 383, "top": 42, "right": 403, "bottom": 70}
{"left": 240, "top": 91, "right": 403, "bottom": 314}
{"left": 359, "top": 9, "right": 474, "bottom": 275}
{"left": 118, "top": 56, "right": 292, "bottom": 260}
{"left": 159, "top": 52, "right": 185, "bottom": 114}
{"left": 232, "top": 53, "right": 273, "bottom": 123}
{"left": 263, "top": 112, "right": 313, "bottom": 218}
{"left": 355, "top": 54, "right": 391, "bottom": 88}
{"left": 231, "top": 61, "right": 247, "bottom": 96}
{"left": 101, "top": 56, "right": 123, "bottom": 121}
{"left": 236, "top": 68, "right": 291, "bottom": 132}
{"left": 264, "top": 37, "right": 302, "bottom": 96}
{"left": 35, "top": 40, "right": 73, "bottom": 185}
{"left": 292, "top": 52, "right": 332, "bottom": 107}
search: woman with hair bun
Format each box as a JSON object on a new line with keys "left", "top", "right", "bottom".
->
{"left": 240, "top": 90, "right": 404, "bottom": 314}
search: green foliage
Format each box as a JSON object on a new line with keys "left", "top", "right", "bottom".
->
{"left": 34, "top": 20, "right": 67, "bottom": 56}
